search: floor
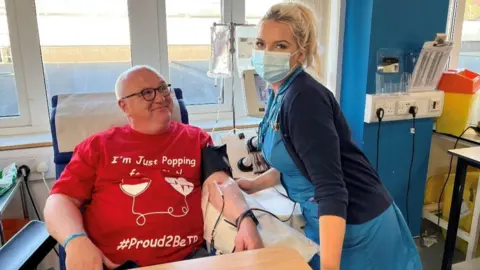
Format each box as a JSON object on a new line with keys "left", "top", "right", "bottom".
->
{"left": 418, "top": 221, "right": 467, "bottom": 270}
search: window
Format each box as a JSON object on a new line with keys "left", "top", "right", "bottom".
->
{"left": 0, "top": 0, "right": 343, "bottom": 134}
{"left": 448, "top": 0, "right": 480, "bottom": 125}
{"left": 35, "top": 0, "right": 131, "bottom": 109}
{"left": 245, "top": 0, "right": 344, "bottom": 96}
{"left": 0, "top": 1, "right": 17, "bottom": 118}
{"left": 0, "top": 0, "right": 31, "bottom": 127}
{"left": 245, "top": 0, "right": 283, "bottom": 25}
{"left": 165, "top": 0, "right": 221, "bottom": 107}
{"left": 458, "top": 0, "right": 480, "bottom": 73}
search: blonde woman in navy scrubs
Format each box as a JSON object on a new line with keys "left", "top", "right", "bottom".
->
{"left": 237, "top": 2, "right": 422, "bottom": 270}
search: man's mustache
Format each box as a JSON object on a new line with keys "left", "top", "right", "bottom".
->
{"left": 150, "top": 101, "right": 170, "bottom": 110}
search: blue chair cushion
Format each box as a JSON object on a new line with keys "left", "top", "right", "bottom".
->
{"left": 50, "top": 88, "right": 188, "bottom": 169}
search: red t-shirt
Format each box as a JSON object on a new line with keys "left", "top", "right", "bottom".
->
{"left": 51, "top": 122, "right": 213, "bottom": 266}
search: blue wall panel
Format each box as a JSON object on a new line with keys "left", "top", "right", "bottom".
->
{"left": 363, "top": 119, "right": 434, "bottom": 234}
{"left": 340, "top": 0, "right": 374, "bottom": 147}
{"left": 341, "top": 0, "right": 450, "bottom": 236}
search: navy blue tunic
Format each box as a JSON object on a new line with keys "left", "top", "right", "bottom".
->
{"left": 275, "top": 69, "right": 393, "bottom": 224}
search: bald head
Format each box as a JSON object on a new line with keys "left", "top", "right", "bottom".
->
{"left": 115, "top": 65, "right": 165, "bottom": 100}
{"left": 116, "top": 65, "right": 174, "bottom": 135}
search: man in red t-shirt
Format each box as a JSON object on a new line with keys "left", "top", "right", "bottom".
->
{"left": 44, "top": 66, "right": 263, "bottom": 269}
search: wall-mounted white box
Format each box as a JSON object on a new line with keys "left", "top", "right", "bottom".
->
{"left": 364, "top": 91, "right": 444, "bottom": 123}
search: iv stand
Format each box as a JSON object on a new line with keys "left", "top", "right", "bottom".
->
{"left": 212, "top": 22, "right": 256, "bottom": 134}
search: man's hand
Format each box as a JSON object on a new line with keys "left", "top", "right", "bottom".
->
{"left": 204, "top": 172, "right": 264, "bottom": 252}
{"left": 65, "top": 236, "right": 120, "bottom": 270}
{"left": 234, "top": 218, "right": 264, "bottom": 252}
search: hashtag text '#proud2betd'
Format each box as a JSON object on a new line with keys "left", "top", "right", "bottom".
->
{"left": 117, "top": 235, "right": 199, "bottom": 250}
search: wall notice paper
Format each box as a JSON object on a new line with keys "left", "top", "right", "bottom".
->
{"left": 409, "top": 40, "right": 453, "bottom": 92}
{"left": 254, "top": 73, "right": 268, "bottom": 105}
{"left": 235, "top": 25, "right": 257, "bottom": 75}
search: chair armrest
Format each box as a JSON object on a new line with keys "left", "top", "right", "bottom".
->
{"left": 0, "top": 220, "right": 57, "bottom": 270}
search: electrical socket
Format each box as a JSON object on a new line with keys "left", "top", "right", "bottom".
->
{"left": 364, "top": 91, "right": 444, "bottom": 123}
{"left": 0, "top": 147, "right": 55, "bottom": 181}
{"left": 375, "top": 100, "right": 396, "bottom": 117}
{"left": 375, "top": 102, "right": 385, "bottom": 115}
{"left": 429, "top": 97, "right": 442, "bottom": 112}
{"left": 36, "top": 161, "right": 49, "bottom": 173}
{"left": 383, "top": 100, "right": 396, "bottom": 116}
{"left": 397, "top": 100, "right": 417, "bottom": 115}
{"left": 0, "top": 156, "right": 55, "bottom": 181}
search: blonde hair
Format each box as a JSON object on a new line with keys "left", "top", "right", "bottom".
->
{"left": 260, "top": 2, "right": 322, "bottom": 78}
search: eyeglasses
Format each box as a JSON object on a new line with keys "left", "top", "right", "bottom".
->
{"left": 121, "top": 84, "right": 172, "bottom": 101}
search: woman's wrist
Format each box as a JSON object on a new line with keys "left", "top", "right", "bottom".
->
{"left": 251, "top": 176, "right": 264, "bottom": 193}
{"left": 254, "top": 169, "right": 280, "bottom": 190}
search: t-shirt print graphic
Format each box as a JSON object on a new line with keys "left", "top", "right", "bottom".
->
{"left": 119, "top": 176, "right": 194, "bottom": 226}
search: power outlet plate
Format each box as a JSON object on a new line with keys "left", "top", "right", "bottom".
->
{"left": 375, "top": 100, "right": 396, "bottom": 116}
{"left": 384, "top": 100, "right": 396, "bottom": 116}
{"left": 429, "top": 97, "right": 442, "bottom": 112}
{"left": 0, "top": 147, "right": 55, "bottom": 181}
{"left": 364, "top": 91, "right": 444, "bottom": 123}
{"left": 397, "top": 100, "right": 417, "bottom": 115}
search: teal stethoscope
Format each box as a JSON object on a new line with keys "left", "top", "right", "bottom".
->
{"left": 257, "top": 67, "right": 303, "bottom": 149}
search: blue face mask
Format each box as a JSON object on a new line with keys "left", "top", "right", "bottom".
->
{"left": 251, "top": 49, "right": 298, "bottom": 84}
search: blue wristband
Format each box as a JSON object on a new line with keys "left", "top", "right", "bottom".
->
{"left": 63, "top": 232, "right": 88, "bottom": 248}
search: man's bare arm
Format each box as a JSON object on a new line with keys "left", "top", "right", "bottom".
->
{"left": 200, "top": 144, "right": 252, "bottom": 223}
{"left": 44, "top": 194, "right": 119, "bottom": 268}
{"left": 204, "top": 172, "right": 250, "bottom": 223}
{"left": 204, "top": 172, "right": 264, "bottom": 251}
{"left": 44, "top": 194, "right": 85, "bottom": 244}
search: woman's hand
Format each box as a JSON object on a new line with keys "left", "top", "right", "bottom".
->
{"left": 238, "top": 169, "right": 281, "bottom": 195}
{"left": 65, "top": 236, "right": 120, "bottom": 270}
{"left": 236, "top": 178, "right": 259, "bottom": 194}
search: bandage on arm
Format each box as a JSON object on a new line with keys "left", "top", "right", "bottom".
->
{"left": 201, "top": 145, "right": 250, "bottom": 223}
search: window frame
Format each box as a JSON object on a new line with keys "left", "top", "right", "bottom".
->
{"left": 446, "top": 0, "right": 467, "bottom": 71}
{"left": 446, "top": 0, "right": 480, "bottom": 126}
{"left": 325, "top": 0, "right": 346, "bottom": 100}
{"left": 0, "top": 0, "right": 48, "bottom": 131}
{"left": 0, "top": 0, "right": 344, "bottom": 135}
{"left": 130, "top": 0, "right": 235, "bottom": 117}
{"left": 162, "top": 0, "right": 235, "bottom": 116}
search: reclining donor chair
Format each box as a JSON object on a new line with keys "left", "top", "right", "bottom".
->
{"left": 49, "top": 88, "right": 189, "bottom": 270}
{"left": 0, "top": 220, "right": 57, "bottom": 270}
